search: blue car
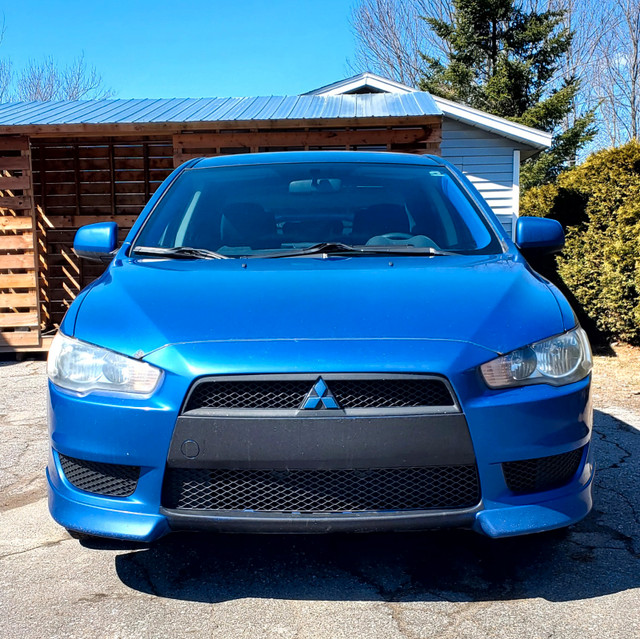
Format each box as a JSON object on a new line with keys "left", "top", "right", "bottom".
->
{"left": 46, "top": 151, "right": 594, "bottom": 541}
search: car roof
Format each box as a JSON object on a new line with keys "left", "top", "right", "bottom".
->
{"left": 190, "top": 150, "right": 444, "bottom": 169}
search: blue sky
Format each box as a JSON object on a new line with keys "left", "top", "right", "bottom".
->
{"left": 1, "top": 1, "right": 357, "bottom": 98}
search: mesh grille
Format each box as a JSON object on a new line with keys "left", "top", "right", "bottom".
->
{"left": 502, "top": 447, "right": 584, "bottom": 494}
{"left": 184, "top": 377, "right": 454, "bottom": 411}
{"left": 186, "top": 380, "right": 311, "bottom": 410}
{"left": 59, "top": 454, "right": 140, "bottom": 497}
{"left": 332, "top": 379, "right": 453, "bottom": 409}
{"left": 162, "top": 466, "right": 480, "bottom": 512}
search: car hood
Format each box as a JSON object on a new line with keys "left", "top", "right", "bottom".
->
{"left": 71, "top": 254, "right": 567, "bottom": 359}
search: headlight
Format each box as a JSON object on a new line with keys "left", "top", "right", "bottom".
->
{"left": 480, "top": 327, "right": 592, "bottom": 388}
{"left": 47, "top": 333, "right": 162, "bottom": 396}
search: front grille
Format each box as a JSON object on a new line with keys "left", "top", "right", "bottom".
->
{"left": 502, "top": 447, "right": 584, "bottom": 494}
{"left": 162, "top": 465, "right": 480, "bottom": 512}
{"left": 59, "top": 454, "right": 140, "bottom": 497}
{"left": 184, "top": 377, "right": 454, "bottom": 411}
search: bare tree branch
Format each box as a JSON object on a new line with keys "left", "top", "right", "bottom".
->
{"left": 16, "top": 52, "right": 113, "bottom": 101}
{"left": 589, "top": 0, "right": 640, "bottom": 145}
{"left": 0, "top": 15, "right": 12, "bottom": 103}
{"left": 348, "top": 0, "right": 453, "bottom": 86}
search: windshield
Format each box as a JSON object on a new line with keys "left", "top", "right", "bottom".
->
{"left": 132, "top": 162, "right": 502, "bottom": 257}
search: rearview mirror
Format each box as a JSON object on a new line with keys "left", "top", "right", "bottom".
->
{"left": 74, "top": 222, "right": 118, "bottom": 262}
{"left": 289, "top": 178, "right": 341, "bottom": 193}
{"left": 515, "top": 217, "right": 564, "bottom": 256}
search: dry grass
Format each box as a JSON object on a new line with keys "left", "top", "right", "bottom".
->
{"left": 592, "top": 343, "right": 640, "bottom": 413}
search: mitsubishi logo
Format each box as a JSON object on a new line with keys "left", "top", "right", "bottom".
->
{"left": 301, "top": 377, "right": 339, "bottom": 410}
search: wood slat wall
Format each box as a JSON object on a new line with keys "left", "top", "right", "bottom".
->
{"left": 0, "top": 136, "right": 41, "bottom": 347}
{"left": 31, "top": 137, "right": 174, "bottom": 328}
{"left": 173, "top": 124, "right": 442, "bottom": 166}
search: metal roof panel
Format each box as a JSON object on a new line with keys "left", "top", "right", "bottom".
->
{"left": 337, "top": 95, "right": 357, "bottom": 119}
{"left": 267, "top": 96, "right": 301, "bottom": 120}
{"left": 180, "top": 98, "right": 233, "bottom": 122}
{"left": 51, "top": 99, "right": 140, "bottom": 124}
{"left": 233, "top": 95, "right": 274, "bottom": 120}
{"left": 0, "top": 92, "right": 442, "bottom": 126}
{"left": 250, "top": 96, "right": 287, "bottom": 120}
{"left": 145, "top": 98, "right": 201, "bottom": 122}
{"left": 199, "top": 97, "right": 248, "bottom": 121}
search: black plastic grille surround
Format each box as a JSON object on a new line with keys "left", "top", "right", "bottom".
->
{"left": 162, "top": 465, "right": 480, "bottom": 512}
{"left": 184, "top": 377, "right": 455, "bottom": 411}
{"left": 502, "top": 447, "right": 584, "bottom": 494}
{"left": 59, "top": 454, "right": 140, "bottom": 497}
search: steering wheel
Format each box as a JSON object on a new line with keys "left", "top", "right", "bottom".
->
{"left": 379, "top": 232, "right": 413, "bottom": 240}
{"left": 367, "top": 232, "right": 440, "bottom": 249}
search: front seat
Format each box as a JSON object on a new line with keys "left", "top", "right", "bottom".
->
{"left": 351, "top": 204, "right": 410, "bottom": 245}
{"left": 220, "top": 203, "right": 277, "bottom": 249}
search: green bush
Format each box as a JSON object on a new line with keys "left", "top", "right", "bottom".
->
{"left": 520, "top": 141, "right": 640, "bottom": 344}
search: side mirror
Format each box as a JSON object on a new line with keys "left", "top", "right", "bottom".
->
{"left": 74, "top": 222, "right": 118, "bottom": 262}
{"left": 515, "top": 217, "right": 564, "bottom": 256}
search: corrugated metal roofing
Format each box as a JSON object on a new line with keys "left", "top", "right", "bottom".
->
{"left": 0, "top": 92, "right": 441, "bottom": 126}
{"left": 307, "top": 73, "right": 552, "bottom": 150}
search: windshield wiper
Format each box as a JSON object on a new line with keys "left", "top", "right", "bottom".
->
{"left": 259, "top": 242, "right": 363, "bottom": 258}
{"left": 254, "top": 242, "right": 455, "bottom": 259}
{"left": 132, "top": 246, "right": 229, "bottom": 260}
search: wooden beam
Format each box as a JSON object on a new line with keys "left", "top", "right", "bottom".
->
{"left": 0, "top": 196, "right": 32, "bottom": 210}
{"left": 0, "top": 136, "right": 29, "bottom": 150}
{"left": 0, "top": 156, "right": 31, "bottom": 170}
{"left": 46, "top": 215, "right": 137, "bottom": 228}
{"left": 0, "top": 273, "right": 37, "bottom": 288}
{"left": 0, "top": 233, "right": 34, "bottom": 250}
{"left": 0, "top": 329, "right": 41, "bottom": 347}
{"left": 0, "top": 175, "right": 31, "bottom": 190}
{"left": 0, "top": 291, "right": 37, "bottom": 307}
{"left": 21, "top": 145, "right": 41, "bottom": 340}
{"left": 0, "top": 115, "right": 443, "bottom": 137}
{"left": 0, "top": 311, "right": 39, "bottom": 327}
{"left": 32, "top": 135, "right": 172, "bottom": 145}
{"left": 143, "top": 143, "right": 150, "bottom": 200}
{"left": 0, "top": 216, "right": 33, "bottom": 230}
{"left": 174, "top": 127, "right": 434, "bottom": 152}
{"left": 0, "top": 253, "right": 35, "bottom": 269}
{"left": 109, "top": 143, "right": 116, "bottom": 215}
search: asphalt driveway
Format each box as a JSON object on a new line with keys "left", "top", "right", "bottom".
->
{"left": 1, "top": 360, "right": 639, "bottom": 638}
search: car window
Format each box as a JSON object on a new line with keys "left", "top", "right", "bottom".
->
{"left": 133, "top": 162, "right": 502, "bottom": 256}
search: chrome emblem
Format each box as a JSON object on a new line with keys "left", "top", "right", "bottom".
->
{"left": 301, "top": 377, "right": 339, "bottom": 410}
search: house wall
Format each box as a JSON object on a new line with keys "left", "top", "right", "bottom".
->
{"left": 440, "top": 118, "right": 522, "bottom": 237}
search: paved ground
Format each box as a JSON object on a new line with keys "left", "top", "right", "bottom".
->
{"left": 1, "top": 360, "right": 639, "bottom": 639}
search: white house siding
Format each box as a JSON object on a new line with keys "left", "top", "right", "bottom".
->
{"left": 440, "top": 118, "right": 524, "bottom": 237}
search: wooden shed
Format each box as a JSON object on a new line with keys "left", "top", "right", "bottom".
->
{"left": 0, "top": 76, "right": 550, "bottom": 352}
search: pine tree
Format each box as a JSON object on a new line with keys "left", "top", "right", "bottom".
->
{"left": 419, "top": 0, "right": 595, "bottom": 189}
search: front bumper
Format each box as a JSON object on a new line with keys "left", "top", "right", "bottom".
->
{"left": 47, "top": 362, "right": 593, "bottom": 541}
{"left": 47, "top": 447, "right": 593, "bottom": 538}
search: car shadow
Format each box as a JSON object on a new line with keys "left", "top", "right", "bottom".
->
{"left": 113, "top": 409, "right": 639, "bottom": 604}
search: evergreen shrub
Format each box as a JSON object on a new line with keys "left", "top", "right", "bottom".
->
{"left": 520, "top": 141, "right": 640, "bottom": 344}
